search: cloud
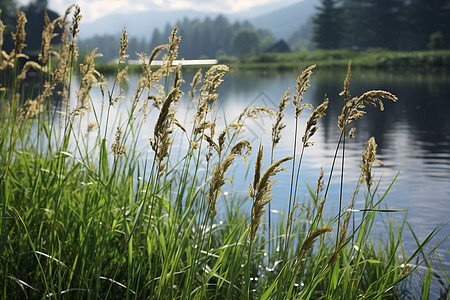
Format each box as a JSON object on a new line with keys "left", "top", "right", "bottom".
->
{"left": 18, "top": 0, "right": 293, "bottom": 22}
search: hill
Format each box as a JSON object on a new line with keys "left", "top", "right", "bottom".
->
{"left": 78, "top": 0, "right": 317, "bottom": 40}
{"left": 249, "top": 0, "right": 316, "bottom": 39}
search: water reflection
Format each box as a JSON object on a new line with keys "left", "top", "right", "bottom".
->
{"left": 212, "top": 69, "right": 450, "bottom": 280}
{"left": 69, "top": 68, "right": 450, "bottom": 284}
{"left": 73, "top": 69, "right": 449, "bottom": 230}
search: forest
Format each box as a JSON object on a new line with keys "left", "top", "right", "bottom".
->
{"left": 78, "top": 16, "right": 276, "bottom": 61}
{"left": 312, "top": 0, "right": 450, "bottom": 50}
{"left": 1, "top": 0, "right": 450, "bottom": 60}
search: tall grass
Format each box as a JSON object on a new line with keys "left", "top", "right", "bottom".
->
{"left": 1, "top": 7, "right": 448, "bottom": 299}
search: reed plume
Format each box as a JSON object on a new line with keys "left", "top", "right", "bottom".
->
{"left": 189, "top": 69, "right": 203, "bottom": 102}
{"left": 302, "top": 96, "right": 329, "bottom": 147}
{"left": 338, "top": 90, "right": 398, "bottom": 131}
{"left": 195, "top": 65, "right": 229, "bottom": 125}
{"left": 150, "top": 87, "right": 181, "bottom": 178}
{"left": 272, "top": 88, "right": 290, "bottom": 148}
{"left": 297, "top": 227, "right": 333, "bottom": 263}
{"left": 336, "top": 208, "right": 351, "bottom": 251}
{"left": 70, "top": 105, "right": 91, "bottom": 118}
{"left": 360, "top": 137, "right": 382, "bottom": 190}
{"left": 286, "top": 203, "right": 300, "bottom": 233}
{"left": 293, "top": 65, "right": 315, "bottom": 118}
{"left": 77, "top": 48, "right": 102, "bottom": 106}
{"left": 119, "top": 27, "right": 129, "bottom": 60}
{"left": 248, "top": 145, "right": 292, "bottom": 241}
{"left": 135, "top": 46, "right": 164, "bottom": 118}
{"left": 12, "top": 9, "right": 27, "bottom": 55}
{"left": 0, "top": 12, "right": 5, "bottom": 50}
{"left": 339, "top": 60, "right": 352, "bottom": 101}
{"left": 207, "top": 140, "right": 251, "bottom": 216}
{"left": 111, "top": 127, "right": 127, "bottom": 158}
{"left": 156, "top": 27, "right": 181, "bottom": 78}
{"left": 17, "top": 61, "right": 43, "bottom": 81}
{"left": 314, "top": 168, "right": 325, "bottom": 206}
{"left": 235, "top": 106, "right": 275, "bottom": 132}
{"left": 69, "top": 5, "right": 81, "bottom": 40}
{"left": 39, "top": 12, "right": 62, "bottom": 64}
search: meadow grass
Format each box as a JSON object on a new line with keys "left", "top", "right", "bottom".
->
{"left": 1, "top": 6, "right": 449, "bottom": 299}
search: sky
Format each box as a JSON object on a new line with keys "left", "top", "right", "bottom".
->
{"left": 17, "top": 0, "right": 300, "bottom": 23}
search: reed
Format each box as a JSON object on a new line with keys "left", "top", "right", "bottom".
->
{"left": 0, "top": 7, "right": 447, "bottom": 300}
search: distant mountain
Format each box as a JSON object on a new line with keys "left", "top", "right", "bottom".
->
{"left": 78, "top": 10, "right": 221, "bottom": 39}
{"left": 78, "top": 1, "right": 317, "bottom": 40}
{"left": 249, "top": 0, "right": 317, "bottom": 39}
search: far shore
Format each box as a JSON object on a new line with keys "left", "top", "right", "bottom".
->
{"left": 93, "top": 49, "right": 450, "bottom": 74}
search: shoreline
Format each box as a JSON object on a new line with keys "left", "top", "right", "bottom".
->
{"left": 93, "top": 49, "right": 450, "bottom": 74}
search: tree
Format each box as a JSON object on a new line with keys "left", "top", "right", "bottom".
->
{"left": 363, "top": 0, "right": 407, "bottom": 50}
{"left": 409, "top": 0, "right": 450, "bottom": 49}
{"left": 312, "top": 0, "right": 344, "bottom": 49}
{"left": 231, "top": 28, "right": 260, "bottom": 57}
{"left": 21, "top": 0, "right": 62, "bottom": 53}
{"left": 1, "top": 0, "right": 18, "bottom": 51}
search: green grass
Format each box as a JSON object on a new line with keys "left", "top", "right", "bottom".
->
{"left": 1, "top": 7, "right": 449, "bottom": 299}
{"left": 224, "top": 49, "right": 450, "bottom": 73}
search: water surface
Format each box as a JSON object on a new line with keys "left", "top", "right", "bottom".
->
{"left": 71, "top": 68, "right": 450, "bottom": 294}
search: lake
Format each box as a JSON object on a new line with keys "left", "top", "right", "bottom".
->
{"left": 70, "top": 67, "right": 450, "bottom": 294}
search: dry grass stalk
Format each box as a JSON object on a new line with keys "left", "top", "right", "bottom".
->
{"left": 0, "top": 13, "right": 5, "bottom": 50}
{"left": 195, "top": 65, "right": 229, "bottom": 124}
{"left": 69, "top": 5, "right": 81, "bottom": 42}
{"left": 67, "top": 5, "right": 81, "bottom": 62}
{"left": 111, "top": 127, "right": 127, "bottom": 158}
{"left": 150, "top": 65, "right": 184, "bottom": 178}
{"left": 348, "top": 127, "right": 356, "bottom": 138}
{"left": 87, "top": 122, "right": 98, "bottom": 133}
{"left": 337, "top": 207, "right": 352, "bottom": 251}
{"left": 339, "top": 60, "right": 352, "bottom": 101}
{"left": 207, "top": 140, "right": 252, "bottom": 217}
{"left": 286, "top": 203, "right": 300, "bottom": 233}
{"left": 202, "top": 117, "right": 217, "bottom": 164}
{"left": 272, "top": 88, "right": 290, "bottom": 147}
{"left": 77, "top": 48, "right": 102, "bottom": 106}
{"left": 115, "top": 66, "right": 128, "bottom": 90}
{"left": 194, "top": 120, "right": 214, "bottom": 135}
{"left": 297, "top": 227, "right": 333, "bottom": 263}
{"left": 314, "top": 168, "right": 325, "bottom": 206}
{"left": 136, "top": 45, "right": 165, "bottom": 106}
{"left": 233, "top": 106, "right": 275, "bottom": 138}
{"left": 302, "top": 96, "right": 329, "bottom": 147}
{"left": 17, "top": 99, "right": 42, "bottom": 121}
{"left": 293, "top": 65, "right": 315, "bottom": 118}
{"left": 12, "top": 9, "right": 27, "bottom": 55}
{"left": 312, "top": 168, "right": 327, "bottom": 226}
{"left": 189, "top": 69, "right": 203, "bottom": 102}
{"left": 119, "top": 27, "right": 129, "bottom": 61}
{"left": 158, "top": 27, "right": 181, "bottom": 77}
{"left": 39, "top": 12, "right": 62, "bottom": 64}
{"left": 150, "top": 88, "right": 178, "bottom": 178}
{"left": 248, "top": 145, "right": 292, "bottom": 241}
{"left": 360, "top": 137, "right": 382, "bottom": 190}
{"left": 70, "top": 105, "right": 91, "bottom": 118}
{"left": 17, "top": 61, "right": 44, "bottom": 81}
{"left": 338, "top": 90, "right": 398, "bottom": 130}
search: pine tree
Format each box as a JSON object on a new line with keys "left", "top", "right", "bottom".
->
{"left": 312, "top": 0, "right": 344, "bottom": 49}
{"left": 363, "top": 0, "right": 407, "bottom": 50}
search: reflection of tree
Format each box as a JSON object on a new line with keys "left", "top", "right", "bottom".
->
{"left": 312, "top": 70, "right": 450, "bottom": 158}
